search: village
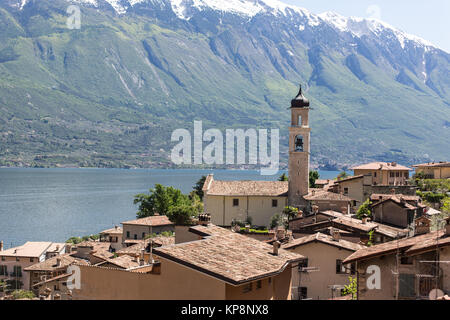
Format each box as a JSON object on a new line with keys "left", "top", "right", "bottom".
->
{"left": 1, "top": 88, "right": 449, "bottom": 301}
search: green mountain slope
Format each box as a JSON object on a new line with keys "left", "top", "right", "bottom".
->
{"left": 0, "top": 0, "right": 448, "bottom": 169}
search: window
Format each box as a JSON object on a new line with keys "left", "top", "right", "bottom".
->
{"left": 272, "top": 199, "right": 278, "bottom": 208}
{"left": 16, "top": 257, "right": 19, "bottom": 262}
{"left": 401, "top": 257, "right": 413, "bottom": 265}
{"left": 0, "top": 265, "right": 7, "bottom": 276}
{"left": 390, "top": 172, "right": 394, "bottom": 178}
{"left": 126, "top": 231, "right": 130, "bottom": 238}
{"left": 134, "top": 234, "right": 137, "bottom": 240}
{"left": 256, "top": 280, "right": 262, "bottom": 289}
{"left": 294, "top": 135, "right": 304, "bottom": 152}
{"left": 268, "top": 277, "right": 272, "bottom": 284}
{"left": 233, "top": 199, "right": 239, "bottom": 207}
{"left": 336, "top": 260, "right": 346, "bottom": 274}
{"left": 142, "top": 233, "right": 146, "bottom": 239}
{"left": 1, "top": 257, "right": 4, "bottom": 261}
{"left": 374, "top": 172, "right": 377, "bottom": 178}
{"left": 298, "top": 287, "right": 308, "bottom": 300}
{"left": 399, "top": 274, "right": 415, "bottom": 298}
{"left": 12, "top": 266, "right": 22, "bottom": 277}
{"left": 298, "top": 258, "right": 308, "bottom": 272}
{"left": 404, "top": 172, "right": 408, "bottom": 178}
{"left": 350, "top": 263, "right": 356, "bottom": 275}
{"left": 396, "top": 172, "right": 400, "bottom": 177}
{"left": 242, "top": 283, "right": 253, "bottom": 293}
{"left": 30, "top": 258, "right": 34, "bottom": 263}
{"left": 344, "top": 188, "right": 349, "bottom": 196}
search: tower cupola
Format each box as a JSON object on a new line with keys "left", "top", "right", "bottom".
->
{"left": 291, "top": 86, "right": 310, "bottom": 108}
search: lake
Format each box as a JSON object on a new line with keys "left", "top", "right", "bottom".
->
{"left": 0, "top": 168, "right": 339, "bottom": 248}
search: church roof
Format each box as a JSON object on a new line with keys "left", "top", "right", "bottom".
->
{"left": 203, "top": 175, "right": 288, "bottom": 197}
{"left": 291, "top": 85, "right": 310, "bottom": 108}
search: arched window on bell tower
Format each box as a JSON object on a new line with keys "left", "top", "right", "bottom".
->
{"left": 295, "top": 135, "right": 304, "bottom": 152}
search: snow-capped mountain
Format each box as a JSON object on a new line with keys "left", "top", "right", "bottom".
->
{"left": 0, "top": 0, "right": 449, "bottom": 168}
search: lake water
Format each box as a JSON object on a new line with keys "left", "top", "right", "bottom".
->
{"left": 0, "top": 168, "right": 339, "bottom": 248}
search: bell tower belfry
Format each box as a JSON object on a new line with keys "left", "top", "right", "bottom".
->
{"left": 288, "top": 85, "right": 311, "bottom": 208}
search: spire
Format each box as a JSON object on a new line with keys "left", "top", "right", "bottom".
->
{"left": 291, "top": 85, "right": 310, "bottom": 108}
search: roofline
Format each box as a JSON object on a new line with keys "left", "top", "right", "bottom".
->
{"left": 153, "top": 249, "right": 303, "bottom": 286}
{"left": 283, "top": 234, "right": 361, "bottom": 252}
{"left": 121, "top": 222, "right": 174, "bottom": 227}
{"left": 205, "top": 193, "right": 288, "bottom": 197}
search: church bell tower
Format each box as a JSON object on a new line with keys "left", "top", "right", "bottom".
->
{"left": 288, "top": 86, "right": 311, "bottom": 208}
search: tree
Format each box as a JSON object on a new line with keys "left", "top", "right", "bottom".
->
{"left": 337, "top": 171, "right": 349, "bottom": 180}
{"left": 134, "top": 184, "right": 201, "bottom": 225}
{"left": 11, "top": 290, "right": 35, "bottom": 300}
{"left": 356, "top": 199, "right": 372, "bottom": 220}
{"left": 134, "top": 184, "right": 191, "bottom": 218}
{"left": 167, "top": 204, "right": 199, "bottom": 226}
{"left": 282, "top": 206, "right": 299, "bottom": 229}
{"left": 309, "top": 170, "right": 320, "bottom": 188}
{"left": 270, "top": 213, "right": 282, "bottom": 229}
{"left": 193, "top": 176, "right": 207, "bottom": 201}
{"left": 342, "top": 277, "right": 357, "bottom": 300}
{"left": 278, "top": 173, "right": 288, "bottom": 182}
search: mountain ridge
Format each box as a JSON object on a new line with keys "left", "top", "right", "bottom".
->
{"left": 0, "top": 0, "right": 448, "bottom": 169}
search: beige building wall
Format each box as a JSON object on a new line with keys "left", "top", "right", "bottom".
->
{"left": 123, "top": 224, "right": 174, "bottom": 242}
{"left": 0, "top": 256, "right": 42, "bottom": 291}
{"left": 73, "top": 257, "right": 294, "bottom": 300}
{"left": 205, "top": 195, "right": 288, "bottom": 227}
{"left": 372, "top": 201, "right": 411, "bottom": 228}
{"left": 416, "top": 166, "right": 450, "bottom": 179}
{"left": 225, "top": 268, "right": 293, "bottom": 300}
{"left": 356, "top": 249, "right": 443, "bottom": 300}
{"left": 286, "top": 242, "right": 355, "bottom": 300}
{"left": 338, "top": 179, "right": 365, "bottom": 206}
{"left": 353, "top": 169, "right": 409, "bottom": 186}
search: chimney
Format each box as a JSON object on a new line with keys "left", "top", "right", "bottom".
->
{"left": 331, "top": 229, "right": 341, "bottom": 241}
{"left": 115, "top": 225, "right": 119, "bottom": 231}
{"left": 198, "top": 213, "right": 211, "bottom": 226}
{"left": 273, "top": 241, "right": 281, "bottom": 256}
{"left": 0, "top": 241, "right": 3, "bottom": 251}
{"left": 56, "top": 258, "right": 62, "bottom": 267}
{"left": 361, "top": 217, "right": 367, "bottom": 225}
{"left": 276, "top": 227, "right": 286, "bottom": 240}
{"left": 140, "top": 249, "right": 145, "bottom": 264}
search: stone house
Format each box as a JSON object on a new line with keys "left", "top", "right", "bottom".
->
{"left": 413, "top": 162, "right": 450, "bottom": 179}
{"left": 282, "top": 232, "right": 365, "bottom": 300}
{"left": 350, "top": 162, "right": 412, "bottom": 186}
{"left": 121, "top": 216, "right": 174, "bottom": 246}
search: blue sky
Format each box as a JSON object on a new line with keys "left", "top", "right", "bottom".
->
{"left": 283, "top": 0, "right": 450, "bottom": 52}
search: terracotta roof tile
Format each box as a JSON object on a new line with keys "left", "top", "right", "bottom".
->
{"left": 154, "top": 226, "right": 304, "bottom": 285}
{"left": 121, "top": 215, "right": 174, "bottom": 227}
{"left": 344, "top": 230, "right": 447, "bottom": 264}
{"left": 24, "top": 253, "right": 89, "bottom": 271}
{"left": 304, "top": 189, "right": 354, "bottom": 201}
{"left": 282, "top": 233, "right": 366, "bottom": 252}
{"left": 413, "top": 162, "right": 450, "bottom": 168}
{"left": 0, "top": 242, "right": 53, "bottom": 258}
{"left": 205, "top": 180, "right": 288, "bottom": 197}
{"left": 351, "top": 162, "right": 412, "bottom": 171}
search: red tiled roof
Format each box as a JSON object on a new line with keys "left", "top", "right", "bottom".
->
{"left": 413, "top": 162, "right": 450, "bottom": 168}
{"left": 24, "top": 254, "right": 88, "bottom": 271}
{"left": 122, "top": 215, "right": 173, "bottom": 227}
{"left": 153, "top": 226, "right": 304, "bottom": 285}
{"left": 304, "top": 189, "right": 354, "bottom": 201}
{"left": 344, "top": 230, "right": 447, "bottom": 264}
{"left": 351, "top": 162, "right": 412, "bottom": 171}
{"left": 282, "top": 233, "right": 365, "bottom": 252}
{"left": 203, "top": 175, "right": 288, "bottom": 196}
